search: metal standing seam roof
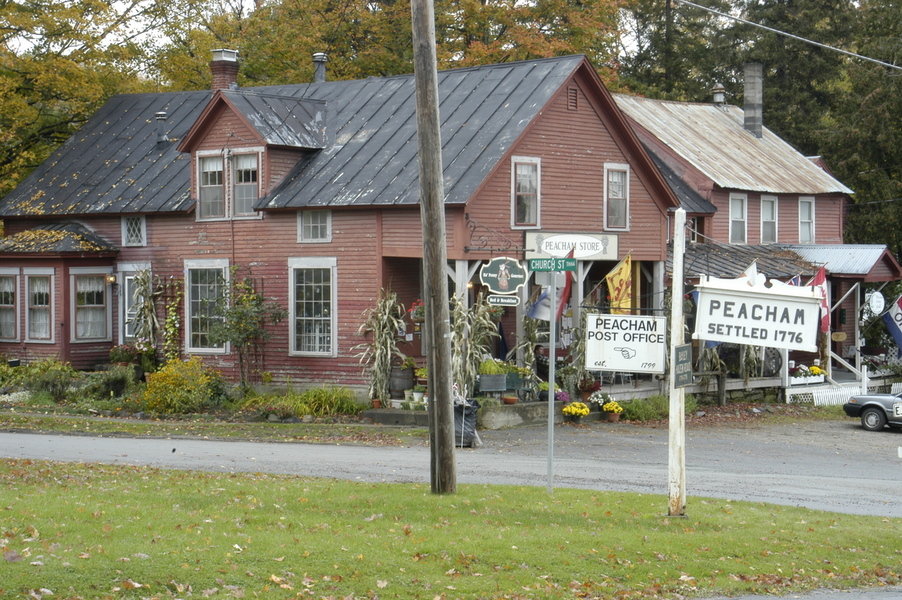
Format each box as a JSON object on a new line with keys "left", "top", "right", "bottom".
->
{"left": 614, "top": 95, "right": 854, "bottom": 196}
{"left": 645, "top": 148, "right": 714, "bottom": 214}
{"left": 218, "top": 91, "right": 327, "bottom": 149}
{"left": 0, "top": 55, "right": 587, "bottom": 217}
{"left": 261, "top": 55, "right": 585, "bottom": 209}
{"left": 783, "top": 244, "right": 896, "bottom": 276}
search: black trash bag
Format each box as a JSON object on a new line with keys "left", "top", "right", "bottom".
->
{"left": 454, "top": 399, "right": 480, "bottom": 448}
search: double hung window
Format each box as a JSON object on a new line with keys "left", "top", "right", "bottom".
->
{"left": 729, "top": 193, "right": 748, "bottom": 244}
{"left": 197, "top": 150, "right": 261, "bottom": 220}
{"left": 799, "top": 197, "right": 815, "bottom": 243}
{"left": 74, "top": 275, "right": 108, "bottom": 340}
{"left": 604, "top": 164, "right": 629, "bottom": 230}
{"left": 761, "top": 196, "right": 778, "bottom": 244}
{"left": 26, "top": 273, "right": 52, "bottom": 341}
{"left": 511, "top": 157, "right": 540, "bottom": 228}
{"left": 185, "top": 260, "right": 228, "bottom": 352}
{"left": 0, "top": 272, "right": 17, "bottom": 341}
{"left": 289, "top": 257, "right": 336, "bottom": 356}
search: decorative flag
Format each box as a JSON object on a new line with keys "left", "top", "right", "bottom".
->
{"left": 605, "top": 255, "right": 632, "bottom": 314}
{"left": 787, "top": 274, "right": 802, "bottom": 286}
{"left": 882, "top": 295, "right": 902, "bottom": 358}
{"left": 807, "top": 267, "right": 830, "bottom": 333}
{"left": 740, "top": 261, "right": 765, "bottom": 286}
{"left": 555, "top": 250, "right": 574, "bottom": 322}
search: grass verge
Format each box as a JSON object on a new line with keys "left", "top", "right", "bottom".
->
{"left": 0, "top": 410, "right": 427, "bottom": 446}
{"left": 1, "top": 459, "right": 899, "bottom": 599}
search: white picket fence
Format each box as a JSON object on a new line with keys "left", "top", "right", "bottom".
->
{"left": 785, "top": 384, "right": 860, "bottom": 406}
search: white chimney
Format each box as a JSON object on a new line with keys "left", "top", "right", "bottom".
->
{"left": 313, "top": 52, "right": 328, "bottom": 83}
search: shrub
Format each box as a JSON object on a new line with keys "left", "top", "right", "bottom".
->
{"left": 241, "top": 386, "right": 362, "bottom": 419}
{"left": 82, "top": 365, "right": 140, "bottom": 400}
{"left": 142, "top": 357, "right": 225, "bottom": 415}
{"left": 23, "top": 359, "right": 81, "bottom": 404}
{"left": 621, "top": 394, "right": 698, "bottom": 422}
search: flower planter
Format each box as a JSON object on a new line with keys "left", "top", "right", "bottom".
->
{"left": 501, "top": 395, "right": 518, "bottom": 405}
{"left": 789, "top": 374, "right": 824, "bottom": 386}
{"left": 604, "top": 412, "right": 621, "bottom": 422}
{"left": 478, "top": 373, "right": 508, "bottom": 392}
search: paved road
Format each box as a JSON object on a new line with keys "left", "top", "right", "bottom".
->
{"left": 1, "top": 419, "right": 901, "bottom": 600}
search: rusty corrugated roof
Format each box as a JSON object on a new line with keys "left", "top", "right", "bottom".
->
{"left": 615, "top": 95, "right": 853, "bottom": 196}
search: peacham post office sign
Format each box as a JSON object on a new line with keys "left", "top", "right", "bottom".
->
{"left": 693, "top": 274, "right": 822, "bottom": 352}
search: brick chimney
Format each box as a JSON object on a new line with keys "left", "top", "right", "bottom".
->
{"left": 313, "top": 52, "right": 328, "bottom": 83}
{"left": 743, "top": 63, "right": 763, "bottom": 138}
{"left": 211, "top": 49, "right": 239, "bottom": 90}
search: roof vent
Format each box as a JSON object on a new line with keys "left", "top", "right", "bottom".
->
{"left": 155, "top": 111, "right": 168, "bottom": 144}
{"left": 711, "top": 83, "right": 726, "bottom": 106}
{"left": 313, "top": 52, "right": 328, "bottom": 83}
{"left": 211, "top": 48, "right": 239, "bottom": 90}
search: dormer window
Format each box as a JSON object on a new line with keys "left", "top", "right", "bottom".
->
{"left": 196, "top": 149, "right": 262, "bottom": 220}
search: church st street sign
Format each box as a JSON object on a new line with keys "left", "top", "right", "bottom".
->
{"left": 693, "top": 275, "right": 821, "bottom": 352}
{"left": 479, "top": 257, "right": 527, "bottom": 295}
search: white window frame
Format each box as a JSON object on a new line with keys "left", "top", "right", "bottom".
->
{"left": 118, "top": 262, "right": 151, "bottom": 344}
{"left": 289, "top": 257, "right": 337, "bottom": 357}
{"left": 297, "top": 210, "right": 333, "bottom": 243}
{"left": 760, "top": 195, "right": 778, "bottom": 244}
{"left": 121, "top": 215, "right": 147, "bottom": 247}
{"left": 232, "top": 152, "right": 261, "bottom": 218}
{"left": 729, "top": 192, "right": 748, "bottom": 244}
{"left": 603, "top": 163, "right": 630, "bottom": 231}
{"left": 196, "top": 148, "right": 264, "bottom": 222}
{"left": 24, "top": 268, "right": 55, "bottom": 343}
{"left": 0, "top": 268, "right": 19, "bottom": 342}
{"left": 799, "top": 196, "right": 815, "bottom": 244}
{"left": 184, "top": 258, "right": 229, "bottom": 354}
{"left": 69, "top": 266, "right": 113, "bottom": 343}
{"left": 510, "top": 156, "right": 540, "bottom": 229}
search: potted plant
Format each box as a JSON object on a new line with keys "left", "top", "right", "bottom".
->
{"left": 537, "top": 380, "right": 560, "bottom": 402}
{"left": 588, "top": 390, "right": 611, "bottom": 412}
{"left": 389, "top": 355, "right": 416, "bottom": 399}
{"left": 562, "top": 400, "right": 590, "bottom": 423}
{"left": 601, "top": 399, "right": 624, "bottom": 422}
{"left": 478, "top": 358, "right": 508, "bottom": 393}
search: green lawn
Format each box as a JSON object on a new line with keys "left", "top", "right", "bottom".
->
{"left": 1, "top": 459, "right": 899, "bottom": 599}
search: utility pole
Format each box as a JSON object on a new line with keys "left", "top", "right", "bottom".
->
{"left": 410, "top": 0, "right": 456, "bottom": 494}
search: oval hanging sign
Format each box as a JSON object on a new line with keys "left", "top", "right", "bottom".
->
{"left": 479, "top": 257, "right": 527, "bottom": 295}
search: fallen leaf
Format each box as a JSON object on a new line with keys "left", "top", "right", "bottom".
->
{"left": 377, "top": 580, "right": 388, "bottom": 589}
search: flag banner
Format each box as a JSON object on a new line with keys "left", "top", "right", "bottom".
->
{"left": 605, "top": 255, "right": 632, "bottom": 314}
{"left": 882, "top": 295, "right": 902, "bottom": 357}
{"left": 807, "top": 267, "right": 830, "bottom": 333}
{"left": 526, "top": 279, "right": 571, "bottom": 322}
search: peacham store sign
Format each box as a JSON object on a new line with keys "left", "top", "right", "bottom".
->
{"left": 693, "top": 274, "right": 822, "bottom": 352}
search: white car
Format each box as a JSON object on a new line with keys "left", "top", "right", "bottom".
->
{"left": 843, "top": 392, "right": 902, "bottom": 431}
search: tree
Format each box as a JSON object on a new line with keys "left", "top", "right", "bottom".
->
{"left": 819, "top": 0, "right": 902, "bottom": 259}
{"left": 618, "top": 0, "right": 737, "bottom": 99}
{"left": 207, "top": 272, "right": 287, "bottom": 390}
{"left": 729, "top": 0, "right": 855, "bottom": 156}
{"left": 0, "top": 0, "right": 198, "bottom": 195}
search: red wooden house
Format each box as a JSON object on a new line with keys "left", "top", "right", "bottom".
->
{"left": 614, "top": 63, "right": 902, "bottom": 383}
{"left": 0, "top": 52, "right": 682, "bottom": 388}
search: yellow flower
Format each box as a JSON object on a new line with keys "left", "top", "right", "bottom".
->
{"left": 562, "top": 402, "right": 590, "bottom": 417}
{"left": 602, "top": 401, "right": 623, "bottom": 414}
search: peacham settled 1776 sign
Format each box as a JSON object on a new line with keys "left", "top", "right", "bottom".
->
{"left": 693, "top": 273, "right": 822, "bottom": 352}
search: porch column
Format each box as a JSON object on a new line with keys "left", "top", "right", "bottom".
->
{"left": 652, "top": 260, "right": 665, "bottom": 314}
